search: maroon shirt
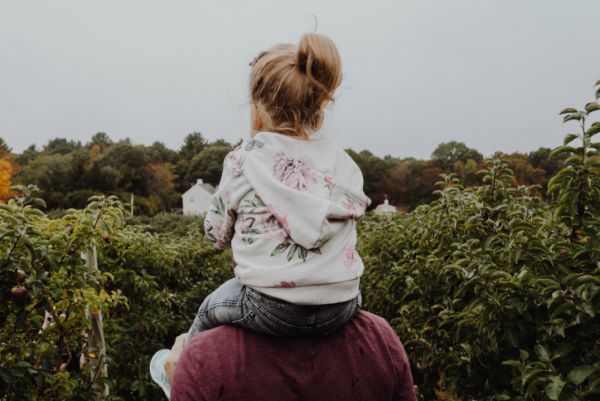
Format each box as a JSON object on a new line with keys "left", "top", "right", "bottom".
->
{"left": 171, "top": 311, "right": 417, "bottom": 401}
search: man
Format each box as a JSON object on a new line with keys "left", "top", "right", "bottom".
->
{"left": 168, "top": 310, "right": 417, "bottom": 401}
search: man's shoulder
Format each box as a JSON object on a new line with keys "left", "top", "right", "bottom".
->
{"left": 173, "top": 312, "right": 415, "bottom": 401}
{"left": 187, "top": 310, "right": 399, "bottom": 350}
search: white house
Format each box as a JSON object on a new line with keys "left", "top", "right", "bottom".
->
{"left": 182, "top": 179, "right": 216, "bottom": 215}
{"left": 374, "top": 198, "right": 398, "bottom": 215}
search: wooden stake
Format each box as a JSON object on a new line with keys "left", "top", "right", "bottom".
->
{"left": 85, "top": 246, "right": 109, "bottom": 399}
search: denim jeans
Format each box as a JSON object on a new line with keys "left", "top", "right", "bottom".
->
{"left": 187, "top": 278, "right": 361, "bottom": 341}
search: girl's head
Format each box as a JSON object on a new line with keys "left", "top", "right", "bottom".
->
{"left": 249, "top": 33, "right": 342, "bottom": 139}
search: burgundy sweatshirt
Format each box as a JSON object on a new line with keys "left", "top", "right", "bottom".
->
{"left": 171, "top": 311, "right": 417, "bottom": 401}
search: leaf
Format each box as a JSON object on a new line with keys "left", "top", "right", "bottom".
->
{"left": 545, "top": 376, "right": 565, "bottom": 400}
{"left": 563, "top": 112, "right": 583, "bottom": 123}
{"left": 297, "top": 246, "right": 308, "bottom": 262}
{"left": 586, "top": 125, "right": 600, "bottom": 137}
{"left": 559, "top": 108, "right": 578, "bottom": 115}
{"left": 567, "top": 365, "right": 595, "bottom": 385}
{"left": 551, "top": 343, "right": 573, "bottom": 360}
{"left": 534, "top": 344, "right": 551, "bottom": 362}
{"left": 286, "top": 244, "right": 298, "bottom": 261}
{"left": 550, "top": 145, "right": 576, "bottom": 158}
{"left": 584, "top": 102, "right": 600, "bottom": 113}
{"left": 270, "top": 243, "right": 290, "bottom": 257}
{"left": 563, "top": 133, "right": 579, "bottom": 145}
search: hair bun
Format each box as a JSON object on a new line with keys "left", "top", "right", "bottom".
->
{"left": 296, "top": 33, "right": 342, "bottom": 95}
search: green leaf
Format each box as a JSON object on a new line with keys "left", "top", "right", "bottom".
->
{"left": 550, "top": 145, "right": 576, "bottom": 158}
{"left": 584, "top": 102, "right": 600, "bottom": 113}
{"left": 270, "top": 242, "right": 290, "bottom": 257}
{"left": 545, "top": 376, "right": 565, "bottom": 400}
{"left": 559, "top": 108, "right": 578, "bottom": 115}
{"left": 567, "top": 365, "right": 595, "bottom": 385}
{"left": 563, "top": 112, "right": 584, "bottom": 123}
{"left": 586, "top": 125, "right": 600, "bottom": 137}
{"left": 534, "top": 344, "right": 551, "bottom": 362}
{"left": 287, "top": 244, "right": 298, "bottom": 261}
{"left": 563, "top": 133, "right": 579, "bottom": 145}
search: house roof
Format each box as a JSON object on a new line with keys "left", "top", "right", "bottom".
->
{"left": 200, "top": 183, "right": 216, "bottom": 194}
{"left": 182, "top": 180, "right": 216, "bottom": 197}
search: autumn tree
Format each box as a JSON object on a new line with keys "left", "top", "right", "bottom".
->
{"left": 0, "top": 157, "right": 14, "bottom": 203}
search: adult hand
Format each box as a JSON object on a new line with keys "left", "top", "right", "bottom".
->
{"left": 164, "top": 333, "right": 187, "bottom": 384}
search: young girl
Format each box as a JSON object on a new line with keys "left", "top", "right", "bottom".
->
{"left": 150, "top": 32, "right": 370, "bottom": 398}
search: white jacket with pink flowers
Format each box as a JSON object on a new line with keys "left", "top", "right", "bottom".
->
{"left": 203, "top": 131, "right": 370, "bottom": 305}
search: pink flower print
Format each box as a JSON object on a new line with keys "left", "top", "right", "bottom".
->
{"left": 343, "top": 194, "right": 365, "bottom": 219}
{"left": 324, "top": 175, "right": 336, "bottom": 190}
{"left": 263, "top": 204, "right": 291, "bottom": 242}
{"left": 239, "top": 216, "right": 256, "bottom": 234}
{"left": 273, "top": 281, "right": 296, "bottom": 288}
{"left": 273, "top": 152, "right": 317, "bottom": 191}
{"left": 216, "top": 224, "right": 232, "bottom": 248}
{"left": 344, "top": 202, "right": 361, "bottom": 219}
{"left": 343, "top": 243, "right": 360, "bottom": 270}
{"left": 226, "top": 152, "right": 243, "bottom": 177}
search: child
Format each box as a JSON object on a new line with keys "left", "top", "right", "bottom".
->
{"left": 150, "top": 33, "right": 370, "bottom": 398}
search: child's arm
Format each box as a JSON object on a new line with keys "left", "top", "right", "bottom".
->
{"left": 204, "top": 149, "right": 248, "bottom": 249}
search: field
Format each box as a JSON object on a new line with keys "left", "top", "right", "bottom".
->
{"left": 1, "top": 84, "right": 600, "bottom": 400}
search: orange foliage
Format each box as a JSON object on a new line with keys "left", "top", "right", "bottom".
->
{"left": 0, "top": 157, "right": 15, "bottom": 203}
{"left": 146, "top": 163, "right": 175, "bottom": 195}
{"left": 84, "top": 144, "right": 101, "bottom": 172}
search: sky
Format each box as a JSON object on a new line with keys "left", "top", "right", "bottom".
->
{"left": 1, "top": 0, "right": 599, "bottom": 159}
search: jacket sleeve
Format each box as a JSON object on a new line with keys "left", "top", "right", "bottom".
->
{"left": 203, "top": 149, "right": 249, "bottom": 249}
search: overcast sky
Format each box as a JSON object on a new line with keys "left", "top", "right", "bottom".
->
{"left": 1, "top": 0, "right": 599, "bottom": 159}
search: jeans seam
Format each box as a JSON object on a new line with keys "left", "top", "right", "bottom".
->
{"left": 248, "top": 297, "right": 309, "bottom": 329}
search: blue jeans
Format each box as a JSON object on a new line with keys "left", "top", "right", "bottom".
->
{"left": 187, "top": 278, "right": 361, "bottom": 341}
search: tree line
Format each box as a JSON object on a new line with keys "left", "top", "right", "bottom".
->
{"left": 0, "top": 134, "right": 565, "bottom": 214}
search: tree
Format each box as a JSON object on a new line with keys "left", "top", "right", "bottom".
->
{"left": 346, "top": 149, "right": 398, "bottom": 204}
{"left": 462, "top": 159, "right": 480, "bottom": 186}
{"left": 146, "top": 163, "right": 177, "bottom": 209}
{"left": 148, "top": 141, "right": 179, "bottom": 164}
{"left": 97, "top": 143, "right": 149, "bottom": 194}
{"left": 43, "top": 138, "right": 82, "bottom": 155}
{"left": 179, "top": 132, "right": 207, "bottom": 161}
{"left": 502, "top": 152, "right": 546, "bottom": 186}
{"left": 14, "top": 145, "right": 39, "bottom": 166}
{"left": 432, "top": 141, "right": 483, "bottom": 170}
{"left": 16, "top": 153, "right": 76, "bottom": 207}
{"left": 0, "top": 137, "right": 11, "bottom": 158}
{"left": 0, "top": 158, "right": 14, "bottom": 202}
{"left": 528, "top": 147, "right": 565, "bottom": 178}
{"left": 89, "top": 132, "right": 113, "bottom": 152}
{"left": 184, "top": 144, "right": 232, "bottom": 188}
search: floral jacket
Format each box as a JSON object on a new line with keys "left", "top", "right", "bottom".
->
{"left": 204, "top": 131, "right": 370, "bottom": 305}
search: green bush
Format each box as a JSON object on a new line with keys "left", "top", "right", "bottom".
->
{"left": 1, "top": 81, "right": 599, "bottom": 400}
{"left": 0, "top": 187, "right": 231, "bottom": 400}
{"left": 360, "top": 81, "right": 600, "bottom": 400}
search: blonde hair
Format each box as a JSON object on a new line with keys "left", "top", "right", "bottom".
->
{"left": 249, "top": 33, "right": 342, "bottom": 139}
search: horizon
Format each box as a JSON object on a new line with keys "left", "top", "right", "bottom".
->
{"left": 1, "top": 131, "right": 560, "bottom": 161}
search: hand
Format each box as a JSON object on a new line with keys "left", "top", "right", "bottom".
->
{"left": 164, "top": 333, "right": 187, "bottom": 384}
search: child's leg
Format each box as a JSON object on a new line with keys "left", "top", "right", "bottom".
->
{"left": 242, "top": 288, "right": 362, "bottom": 337}
{"left": 186, "top": 277, "right": 249, "bottom": 342}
